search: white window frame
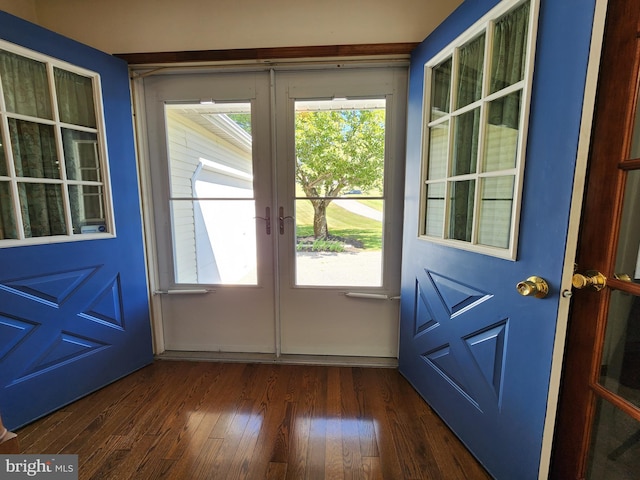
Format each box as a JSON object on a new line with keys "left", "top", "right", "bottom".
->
{"left": 418, "top": 0, "right": 539, "bottom": 260}
{"left": 0, "top": 39, "right": 115, "bottom": 248}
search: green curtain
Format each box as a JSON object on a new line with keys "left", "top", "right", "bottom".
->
{"left": 0, "top": 181, "right": 17, "bottom": 240}
{"left": 54, "top": 68, "right": 96, "bottom": 128}
{"left": 450, "top": 33, "right": 484, "bottom": 241}
{"left": 446, "top": 0, "right": 530, "bottom": 243}
{"left": 489, "top": 2, "right": 530, "bottom": 127}
{"left": 0, "top": 50, "right": 52, "bottom": 119}
{"left": 9, "top": 119, "right": 65, "bottom": 238}
{"left": 0, "top": 50, "right": 77, "bottom": 239}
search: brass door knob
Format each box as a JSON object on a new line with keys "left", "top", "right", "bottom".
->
{"left": 572, "top": 270, "right": 607, "bottom": 291}
{"left": 516, "top": 276, "right": 549, "bottom": 298}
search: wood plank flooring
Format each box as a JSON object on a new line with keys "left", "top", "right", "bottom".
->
{"left": 17, "top": 360, "right": 491, "bottom": 480}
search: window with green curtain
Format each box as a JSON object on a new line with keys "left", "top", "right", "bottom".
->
{"left": 0, "top": 42, "right": 112, "bottom": 244}
{"left": 421, "top": 0, "right": 532, "bottom": 258}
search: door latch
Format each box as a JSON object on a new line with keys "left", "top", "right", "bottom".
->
{"left": 279, "top": 207, "right": 294, "bottom": 235}
{"left": 255, "top": 207, "right": 271, "bottom": 235}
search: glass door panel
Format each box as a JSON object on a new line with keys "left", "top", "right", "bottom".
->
{"left": 165, "top": 103, "right": 258, "bottom": 285}
{"left": 599, "top": 289, "right": 640, "bottom": 409}
{"left": 293, "top": 99, "right": 385, "bottom": 287}
{"left": 587, "top": 397, "right": 640, "bottom": 479}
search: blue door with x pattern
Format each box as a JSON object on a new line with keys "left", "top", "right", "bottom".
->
{"left": 0, "top": 11, "right": 153, "bottom": 430}
{"left": 399, "top": 0, "right": 600, "bottom": 478}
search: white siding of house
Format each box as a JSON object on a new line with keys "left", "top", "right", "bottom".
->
{"left": 166, "top": 110, "right": 253, "bottom": 284}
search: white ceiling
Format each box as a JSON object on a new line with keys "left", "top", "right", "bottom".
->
{"left": 0, "top": 0, "right": 463, "bottom": 54}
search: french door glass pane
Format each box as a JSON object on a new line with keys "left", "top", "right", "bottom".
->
{"left": 452, "top": 108, "right": 480, "bottom": 175}
{"left": 9, "top": 119, "right": 60, "bottom": 179}
{"left": 68, "top": 184, "right": 105, "bottom": 234}
{"left": 0, "top": 181, "right": 17, "bottom": 239}
{"left": 428, "top": 121, "right": 449, "bottom": 179}
{"left": 598, "top": 288, "right": 640, "bottom": 410}
{"left": 425, "top": 182, "right": 445, "bottom": 237}
{"left": 18, "top": 183, "right": 65, "bottom": 237}
{"left": 165, "top": 102, "right": 257, "bottom": 285}
{"left": 431, "top": 58, "right": 452, "bottom": 120}
{"left": 449, "top": 179, "right": 475, "bottom": 242}
{"left": 456, "top": 34, "right": 485, "bottom": 109}
{"left": 615, "top": 170, "right": 640, "bottom": 281}
{"left": 490, "top": 1, "right": 530, "bottom": 94}
{"left": 294, "top": 99, "right": 385, "bottom": 287}
{"left": 587, "top": 397, "right": 640, "bottom": 479}
{"left": 483, "top": 91, "right": 522, "bottom": 172}
{"left": 62, "top": 129, "right": 100, "bottom": 181}
{"left": 54, "top": 68, "right": 96, "bottom": 128}
{"left": 0, "top": 50, "right": 52, "bottom": 119}
{"left": 632, "top": 91, "right": 640, "bottom": 158}
{"left": 478, "top": 176, "right": 514, "bottom": 248}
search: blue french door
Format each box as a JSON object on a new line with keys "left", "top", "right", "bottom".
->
{"left": 0, "top": 12, "right": 153, "bottom": 429}
{"left": 399, "top": 0, "right": 600, "bottom": 479}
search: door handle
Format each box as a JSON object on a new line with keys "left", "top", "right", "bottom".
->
{"left": 613, "top": 272, "right": 632, "bottom": 282}
{"left": 279, "top": 207, "right": 293, "bottom": 235}
{"left": 516, "top": 276, "right": 549, "bottom": 298}
{"left": 255, "top": 207, "right": 271, "bottom": 235}
{"left": 572, "top": 269, "right": 607, "bottom": 291}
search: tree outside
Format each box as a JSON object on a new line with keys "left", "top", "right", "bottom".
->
{"left": 295, "top": 106, "right": 385, "bottom": 239}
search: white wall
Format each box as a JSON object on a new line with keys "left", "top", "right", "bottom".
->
{"left": 0, "top": 0, "right": 37, "bottom": 23}
{"left": 0, "top": 0, "right": 461, "bottom": 54}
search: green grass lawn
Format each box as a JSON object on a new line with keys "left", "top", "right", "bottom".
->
{"left": 295, "top": 199, "right": 382, "bottom": 250}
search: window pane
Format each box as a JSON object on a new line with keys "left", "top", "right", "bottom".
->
{"left": 165, "top": 103, "right": 257, "bottom": 285}
{"left": 428, "top": 121, "right": 449, "bottom": 179}
{"left": 166, "top": 104, "right": 254, "bottom": 200}
{"left": 295, "top": 199, "right": 383, "bottom": 287}
{"left": 294, "top": 99, "right": 386, "bottom": 287}
{"left": 452, "top": 108, "right": 480, "bottom": 175}
{"left": 425, "top": 182, "right": 445, "bottom": 237}
{"left": 587, "top": 397, "right": 640, "bottom": 479}
{"left": 0, "top": 181, "right": 17, "bottom": 239}
{"left": 9, "top": 119, "right": 60, "bottom": 179}
{"left": 171, "top": 199, "right": 257, "bottom": 285}
{"left": 62, "top": 129, "right": 100, "bottom": 181}
{"left": 0, "top": 138, "right": 6, "bottom": 176}
{"left": 456, "top": 34, "right": 485, "bottom": 109}
{"left": 449, "top": 180, "right": 475, "bottom": 241}
{"left": 483, "top": 91, "right": 522, "bottom": 172}
{"left": 490, "top": 1, "right": 530, "bottom": 94}
{"left": 478, "top": 176, "right": 514, "bottom": 248}
{"left": 598, "top": 289, "right": 640, "bottom": 410}
{"left": 431, "top": 58, "right": 452, "bottom": 120}
{"left": 69, "top": 184, "right": 105, "bottom": 234}
{"left": 0, "top": 50, "right": 52, "bottom": 119}
{"left": 632, "top": 87, "right": 640, "bottom": 158}
{"left": 18, "top": 183, "right": 66, "bottom": 237}
{"left": 615, "top": 170, "right": 640, "bottom": 278}
{"left": 54, "top": 68, "right": 96, "bottom": 128}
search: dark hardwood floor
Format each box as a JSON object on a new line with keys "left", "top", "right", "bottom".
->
{"left": 17, "top": 360, "right": 491, "bottom": 479}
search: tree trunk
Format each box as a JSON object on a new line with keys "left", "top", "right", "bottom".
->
{"left": 312, "top": 200, "right": 329, "bottom": 238}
